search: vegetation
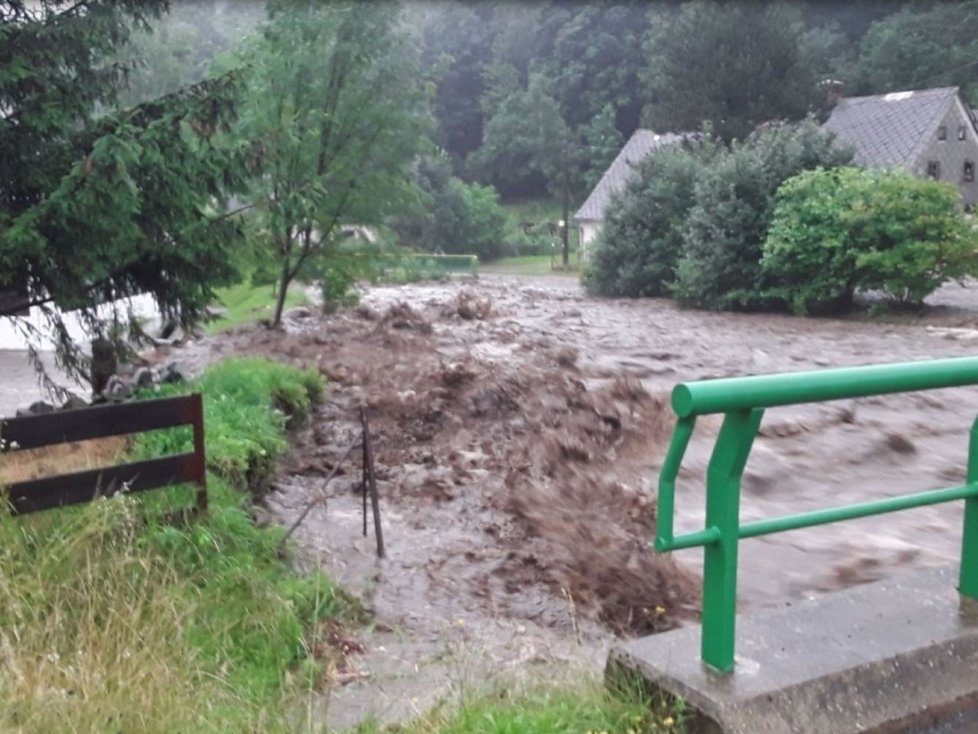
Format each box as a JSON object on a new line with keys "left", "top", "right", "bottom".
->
{"left": 675, "top": 120, "right": 852, "bottom": 310}
{"left": 1, "top": 358, "right": 345, "bottom": 731}
{"left": 390, "top": 154, "right": 510, "bottom": 261}
{"left": 586, "top": 121, "right": 852, "bottom": 308}
{"left": 353, "top": 676, "right": 684, "bottom": 734}
{"left": 236, "top": 1, "right": 429, "bottom": 328}
{"left": 208, "top": 278, "right": 309, "bottom": 333}
{"left": 763, "top": 167, "right": 978, "bottom": 313}
{"left": 0, "top": 0, "right": 245, "bottom": 376}
{"left": 583, "top": 138, "right": 716, "bottom": 298}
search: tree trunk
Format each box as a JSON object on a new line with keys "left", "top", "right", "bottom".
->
{"left": 272, "top": 237, "right": 293, "bottom": 328}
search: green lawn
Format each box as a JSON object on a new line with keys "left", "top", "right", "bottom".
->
{"left": 207, "top": 280, "right": 309, "bottom": 333}
{"left": 479, "top": 254, "right": 581, "bottom": 276}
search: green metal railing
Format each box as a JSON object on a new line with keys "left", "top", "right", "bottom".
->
{"left": 655, "top": 356, "right": 978, "bottom": 674}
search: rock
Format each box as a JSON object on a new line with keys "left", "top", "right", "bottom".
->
{"left": 456, "top": 289, "right": 492, "bottom": 320}
{"left": 61, "top": 393, "right": 88, "bottom": 411}
{"left": 134, "top": 367, "right": 155, "bottom": 389}
{"left": 287, "top": 306, "right": 312, "bottom": 320}
{"left": 159, "top": 362, "right": 186, "bottom": 384}
{"left": 105, "top": 376, "right": 133, "bottom": 401}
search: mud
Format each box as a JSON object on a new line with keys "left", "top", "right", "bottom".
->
{"left": 133, "top": 278, "right": 978, "bottom": 726}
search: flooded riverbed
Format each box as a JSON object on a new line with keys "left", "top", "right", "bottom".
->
{"left": 11, "top": 275, "right": 978, "bottom": 726}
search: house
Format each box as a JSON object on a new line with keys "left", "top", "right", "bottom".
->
{"left": 573, "top": 129, "right": 687, "bottom": 262}
{"left": 823, "top": 86, "right": 978, "bottom": 207}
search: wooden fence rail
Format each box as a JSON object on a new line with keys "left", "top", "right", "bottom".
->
{"left": 0, "top": 394, "right": 207, "bottom": 516}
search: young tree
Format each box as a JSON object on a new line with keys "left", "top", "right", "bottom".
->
{"left": 584, "top": 137, "right": 715, "bottom": 298}
{"left": 238, "top": 1, "right": 429, "bottom": 327}
{"left": 0, "top": 0, "right": 246, "bottom": 379}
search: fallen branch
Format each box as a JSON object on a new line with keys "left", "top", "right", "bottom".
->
{"left": 278, "top": 437, "right": 361, "bottom": 552}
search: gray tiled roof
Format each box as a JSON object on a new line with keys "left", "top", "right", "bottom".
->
{"left": 574, "top": 129, "right": 686, "bottom": 222}
{"left": 823, "top": 87, "right": 958, "bottom": 167}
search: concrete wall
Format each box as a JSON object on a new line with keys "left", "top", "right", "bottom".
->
{"left": 912, "top": 96, "right": 978, "bottom": 207}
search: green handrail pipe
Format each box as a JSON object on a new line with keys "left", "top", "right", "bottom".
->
{"left": 672, "top": 356, "right": 978, "bottom": 417}
{"left": 655, "top": 355, "right": 978, "bottom": 674}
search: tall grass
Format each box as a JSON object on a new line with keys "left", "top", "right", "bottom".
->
{"left": 0, "top": 357, "right": 344, "bottom": 732}
{"left": 350, "top": 675, "right": 684, "bottom": 734}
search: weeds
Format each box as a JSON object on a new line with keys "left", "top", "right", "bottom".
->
{"left": 0, "top": 357, "right": 342, "bottom": 732}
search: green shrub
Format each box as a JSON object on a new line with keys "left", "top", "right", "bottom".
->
{"left": 762, "top": 166, "right": 978, "bottom": 313}
{"left": 584, "top": 138, "right": 715, "bottom": 297}
{"left": 674, "top": 119, "right": 852, "bottom": 310}
{"left": 391, "top": 154, "right": 511, "bottom": 261}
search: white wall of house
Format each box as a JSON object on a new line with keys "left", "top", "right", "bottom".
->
{"left": 577, "top": 220, "right": 601, "bottom": 262}
{"left": 0, "top": 293, "right": 160, "bottom": 351}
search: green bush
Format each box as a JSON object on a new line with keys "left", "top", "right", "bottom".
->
{"left": 583, "top": 139, "right": 715, "bottom": 297}
{"left": 391, "top": 154, "right": 511, "bottom": 261}
{"left": 762, "top": 166, "right": 978, "bottom": 313}
{"left": 674, "top": 119, "right": 852, "bottom": 310}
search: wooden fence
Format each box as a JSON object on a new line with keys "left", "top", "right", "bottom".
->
{"left": 0, "top": 394, "right": 206, "bottom": 516}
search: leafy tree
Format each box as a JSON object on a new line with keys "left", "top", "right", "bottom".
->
{"left": 237, "top": 1, "right": 429, "bottom": 327}
{"left": 674, "top": 120, "right": 852, "bottom": 310}
{"left": 580, "top": 104, "right": 624, "bottom": 193}
{"left": 850, "top": 2, "right": 978, "bottom": 102}
{"left": 544, "top": 3, "right": 650, "bottom": 134}
{"left": 0, "top": 0, "right": 246, "bottom": 379}
{"left": 642, "top": 2, "right": 821, "bottom": 141}
{"left": 584, "top": 137, "right": 716, "bottom": 298}
{"left": 117, "top": 0, "right": 265, "bottom": 107}
{"left": 763, "top": 167, "right": 978, "bottom": 312}
{"left": 419, "top": 3, "right": 496, "bottom": 167}
{"left": 390, "top": 154, "right": 509, "bottom": 261}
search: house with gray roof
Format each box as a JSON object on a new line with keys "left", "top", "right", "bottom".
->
{"left": 573, "top": 129, "right": 687, "bottom": 261}
{"left": 823, "top": 86, "right": 978, "bottom": 207}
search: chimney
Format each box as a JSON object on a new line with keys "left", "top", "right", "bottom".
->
{"left": 819, "top": 79, "right": 845, "bottom": 107}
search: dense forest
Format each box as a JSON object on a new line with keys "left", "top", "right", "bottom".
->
{"left": 123, "top": 0, "right": 978, "bottom": 201}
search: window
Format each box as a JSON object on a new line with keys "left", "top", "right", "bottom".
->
{"left": 938, "top": 125, "right": 948, "bottom": 141}
{"left": 960, "top": 125, "right": 968, "bottom": 141}
{"left": 928, "top": 161, "right": 941, "bottom": 179}
{"left": 965, "top": 161, "right": 975, "bottom": 183}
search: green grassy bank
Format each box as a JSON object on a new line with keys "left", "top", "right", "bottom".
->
{"left": 0, "top": 358, "right": 344, "bottom": 732}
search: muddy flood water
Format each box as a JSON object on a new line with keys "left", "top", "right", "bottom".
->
{"left": 16, "top": 274, "right": 978, "bottom": 727}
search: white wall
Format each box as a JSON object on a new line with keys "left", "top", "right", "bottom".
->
{"left": 578, "top": 221, "right": 602, "bottom": 263}
{"left": 0, "top": 293, "right": 161, "bottom": 351}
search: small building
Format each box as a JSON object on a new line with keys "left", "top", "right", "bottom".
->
{"left": 573, "top": 129, "right": 687, "bottom": 262}
{"left": 823, "top": 86, "right": 978, "bottom": 207}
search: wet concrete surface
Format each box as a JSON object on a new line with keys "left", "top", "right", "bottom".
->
{"left": 612, "top": 566, "right": 978, "bottom": 734}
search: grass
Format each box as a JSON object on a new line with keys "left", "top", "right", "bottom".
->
{"left": 207, "top": 279, "right": 309, "bottom": 333}
{"left": 351, "top": 675, "right": 685, "bottom": 734}
{"left": 479, "top": 254, "right": 580, "bottom": 276}
{"left": 0, "top": 357, "right": 348, "bottom": 732}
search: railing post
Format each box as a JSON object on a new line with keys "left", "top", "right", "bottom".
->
{"left": 960, "top": 414, "right": 978, "bottom": 598}
{"left": 701, "top": 407, "right": 763, "bottom": 673}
